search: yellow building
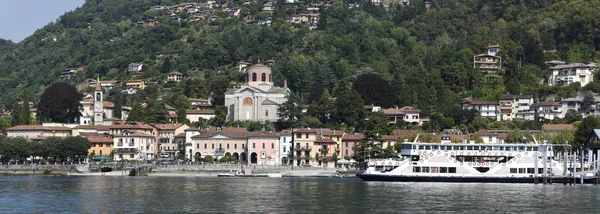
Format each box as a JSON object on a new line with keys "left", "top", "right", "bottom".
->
{"left": 292, "top": 128, "right": 317, "bottom": 166}
{"left": 126, "top": 80, "right": 146, "bottom": 89}
{"left": 82, "top": 132, "right": 114, "bottom": 161}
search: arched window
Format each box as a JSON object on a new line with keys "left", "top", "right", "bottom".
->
{"left": 265, "top": 110, "right": 269, "bottom": 117}
{"left": 261, "top": 73, "right": 266, "bottom": 82}
{"left": 252, "top": 73, "right": 257, "bottom": 81}
{"left": 243, "top": 97, "right": 253, "bottom": 105}
{"left": 96, "top": 93, "right": 101, "bottom": 101}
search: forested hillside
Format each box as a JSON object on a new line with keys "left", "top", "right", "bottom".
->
{"left": 1, "top": 0, "right": 600, "bottom": 122}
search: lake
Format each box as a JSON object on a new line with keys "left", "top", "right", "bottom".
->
{"left": 1, "top": 176, "right": 599, "bottom": 213}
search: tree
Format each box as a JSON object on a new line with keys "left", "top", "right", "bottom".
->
{"left": 209, "top": 106, "right": 227, "bottom": 127}
{"left": 209, "top": 75, "right": 230, "bottom": 106}
{"left": 581, "top": 91, "right": 595, "bottom": 113}
{"left": 176, "top": 108, "right": 187, "bottom": 124}
{"left": 307, "top": 89, "right": 335, "bottom": 124}
{"left": 358, "top": 111, "right": 393, "bottom": 139}
{"left": 564, "top": 109, "right": 583, "bottom": 124}
{"left": 128, "top": 105, "right": 145, "bottom": 122}
{"left": 0, "top": 117, "right": 10, "bottom": 135}
{"left": 574, "top": 116, "right": 600, "bottom": 148}
{"left": 113, "top": 90, "right": 122, "bottom": 120}
{"left": 145, "top": 100, "right": 168, "bottom": 123}
{"left": 353, "top": 72, "right": 397, "bottom": 108}
{"left": 276, "top": 94, "right": 304, "bottom": 130}
{"left": 334, "top": 88, "right": 363, "bottom": 127}
{"left": 19, "top": 93, "right": 32, "bottom": 125}
{"left": 37, "top": 83, "right": 82, "bottom": 123}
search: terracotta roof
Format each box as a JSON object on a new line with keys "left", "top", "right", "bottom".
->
{"left": 167, "top": 71, "right": 183, "bottom": 76}
{"left": 381, "top": 135, "right": 397, "bottom": 140}
{"left": 247, "top": 131, "right": 280, "bottom": 138}
{"left": 151, "top": 123, "right": 185, "bottom": 130}
{"left": 382, "top": 106, "right": 421, "bottom": 115}
{"left": 81, "top": 133, "right": 113, "bottom": 143}
{"left": 293, "top": 128, "right": 318, "bottom": 133}
{"left": 74, "top": 125, "right": 111, "bottom": 131}
{"left": 538, "top": 101, "right": 561, "bottom": 106}
{"left": 475, "top": 129, "right": 496, "bottom": 136}
{"left": 496, "top": 133, "right": 509, "bottom": 139}
{"left": 185, "top": 127, "right": 201, "bottom": 131}
{"left": 186, "top": 109, "right": 215, "bottom": 114}
{"left": 105, "top": 117, "right": 121, "bottom": 121}
{"left": 315, "top": 137, "right": 336, "bottom": 143}
{"left": 543, "top": 124, "right": 574, "bottom": 131}
{"left": 342, "top": 133, "right": 364, "bottom": 140}
{"left": 109, "top": 122, "right": 154, "bottom": 130}
{"left": 317, "top": 128, "right": 343, "bottom": 136}
{"left": 191, "top": 127, "right": 249, "bottom": 139}
{"left": 175, "top": 133, "right": 186, "bottom": 138}
{"left": 114, "top": 130, "right": 154, "bottom": 138}
{"left": 393, "top": 129, "right": 418, "bottom": 136}
{"left": 7, "top": 125, "right": 71, "bottom": 131}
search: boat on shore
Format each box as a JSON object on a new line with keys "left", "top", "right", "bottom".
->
{"left": 357, "top": 136, "right": 580, "bottom": 183}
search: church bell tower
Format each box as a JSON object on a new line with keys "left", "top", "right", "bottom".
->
{"left": 93, "top": 77, "right": 104, "bottom": 125}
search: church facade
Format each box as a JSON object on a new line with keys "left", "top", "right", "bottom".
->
{"left": 224, "top": 64, "right": 289, "bottom": 122}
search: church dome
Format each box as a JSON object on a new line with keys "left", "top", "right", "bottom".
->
{"left": 246, "top": 64, "right": 272, "bottom": 88}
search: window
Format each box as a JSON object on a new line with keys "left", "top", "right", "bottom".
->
{"left": 345, "top": 142, "right": 348, "bottom": 147}
{"left": 271, "top": 143, "right": 274, "bottom": 149}
{"left": 252, "top": 73, "right": 257, "bottom": 81}
{"left": 261, "top": 73, "right": 266, "bottom": 81}
{"left": 130, "top": 154, "right": 134, "bottom": 158}
{"left": 212, "top": 144, "right": 214, "bottom": 149}
{"left": 283, "top": 147, "right": 286, "bottom": 152}
{"left": 242, "top": 144, "right": 245, "bottom": 149}
{"left": 253, "top": 143, "right": 255, "bottom": 149}
{"left": 413, "top": 167, "right": 421, "bottom": 173}
{"left": 296, "top": 133, "right": 301, "bottom": 138}
{"left": 119, "top": 154, "right": 123, "bottom": 159}
{"left": 219, "top": 144, "right": 222, "bottom": 149}
{"left": 204, "top": 143, "right": 207, "bottom": 149}
{"left": 305, "top": 133, "right": 308, "bottom": 138}
{"left": 488, "top": 136, "right": 492, "bottom": 142}
{"left": 510, "top": 168, "right": 517, "bottom": 173}
{"left": 440, "top": 167, "right": 448, "bottom": 173}
{"left": 448, "top": 167, "right": 456, "bottom": 173}
{"left": 243, "top": 97, "right": 253, "bottom": 105}
{"left": 100, "top": 144, "right": 103, "bottom": 147}
{"left": 234, "top": 144, "right": 237, "bottom": 149}
{"left": 227, "top": 144, "right": 230, "bottom": 149}
{"left": 262, "top": 143, "right": 265, "bottom": 149}
{"left": 345, "top": 149, "right": 348, "bottom": 155}
{"left": 265, "top": 110, "right": 269, "bottom": 117}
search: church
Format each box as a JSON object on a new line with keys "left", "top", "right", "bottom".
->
{"left": 224, "top": 64, "right": 290, "bottom": 122}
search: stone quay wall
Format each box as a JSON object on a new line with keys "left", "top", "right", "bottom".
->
{"left": 0, "top": 164, "right": 75, "bottom": 175}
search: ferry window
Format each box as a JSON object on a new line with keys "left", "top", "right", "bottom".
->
{"left": 422, "top": 167, "right": 430, "bottom": 173}
{"left": 538, "top": 168, "right": 544, "bottom": 174}
{"left": 453, "top": 146, "right": 460, "bottom": 150}
{"left": 518, "top": 168, "right": 525, "bottom": 174}
{"left": 510, "top": 168, "right": 517, "bottom": 173}
{"left": 467, "top": 146, "right": 473, "bottom": 151}
{"left": 440, "top": 167, "right": 448, "bottom": 173}
{"left": 519, "top": 147, "right": 525, "bottom": 151}
{"left": 432, "top": 146, "right": 439, "bottom": 150}
{"left": 419, "top": 146, "right": 424, "bottom": 150}
{"left": 431, "top": 167, "right": 439, "bottom": 173}
{"left": 532, "top": 147, "right": 538, "bottom": 151}
{"left": 447, "top": 146, "right": 452, "bottom": 150}
{"left": 413, "top": 167, "right": 421, "bottom": 173}
{"left": 424, "top": 146, "right": 431, "bottom": 150}
{"left": 527, "top": 168, "right": 535, "bottom": 174}
{"left": 448, "top": 167, "right": 456, "bottom": 173}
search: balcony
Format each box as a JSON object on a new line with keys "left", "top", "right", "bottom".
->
{"left": 294, "top": 146, "right": 312, "bottom": 152}
{"left": 114, "top": 148, "right": 139, "bottom": 153}
{"left": 319, "top": 148, "right": 329, "bottom": 154}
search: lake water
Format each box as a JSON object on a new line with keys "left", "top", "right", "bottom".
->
{"left": 1, "top": 176, "right": 600, "bottom": 213}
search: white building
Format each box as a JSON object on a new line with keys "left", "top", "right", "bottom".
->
{"left": 548, "top": 63, "right": 596, "bottom": 87}
{"left": 473, "top": 44, "right": 502, "bottom": 74}
{"left": 279, "top": 130, "right": 292, "bottom": 165}
{"left": 536, "top": 101, "right": 563, "bottom": 120}
{"left": 167, "top": 72, "right": 183, "bottom": 82}
{"left": 515, "top": 95, "right": 535, "bottom": 120}
{"left": 224, "top": 64, "right": 290, "bottom": 122}
{"left": 461, "top": 97, "right": 499, "bottom": 121}
{"left": 128, "top": 63, "right": 144, "bottom": 72}
{"left": 113, "top": 130, "right": 156, "bottom": 161}
{"left": 151, "top": 123, "right": 190, "bottom": 159}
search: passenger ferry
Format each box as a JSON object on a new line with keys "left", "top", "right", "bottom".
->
{"left": 357, "top": 137, "right": 570, "bottom": 183}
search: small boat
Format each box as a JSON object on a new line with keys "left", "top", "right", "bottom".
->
{"left": 100, "top": 167, "right": 113, "bottom": 173}
{"left": 217, "top": 173, "right": 236, "bottom": 177}
{"left": 266, "top": 173, "right": 282, "bottom": 178}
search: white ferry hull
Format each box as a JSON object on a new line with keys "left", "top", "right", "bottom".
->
{"left": 356, "top": 173, "right": 578, "bottom": 183}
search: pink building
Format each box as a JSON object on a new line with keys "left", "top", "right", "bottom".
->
{"left": 341, "top": 133, "right": 364, "bottom": 159}
{"left": 190, "top": 127, "right": 248, "bottom": 162}
{"left": 247, "top": 132, "right": 280, "bottom": 165}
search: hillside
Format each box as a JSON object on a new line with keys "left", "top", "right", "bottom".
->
{"left": 1, "top": 0, "right": 600, "bottom": 120}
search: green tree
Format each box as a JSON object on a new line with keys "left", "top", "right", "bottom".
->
{"left": 209, "top": 106, "right": 227, "bottom": 127}
{"left": 353, "top": 72, "right": 397, "bottom": 108}
{"left": 37, "top": 83, "right": 82, "bottom": 123}
{"left": 128, "top": 105, "right": 145, "bottom": 122}
{"left": 358, "top": 111, "right": 393, "bottom": 139}
{"left": 334, "top": 88, "right": 363, "bottom": 127}
{"left": 113, "top": 90, "right": 123, "bottom": 120}
{"left": 276, "top": 94, "right": 305, "bottom": 130}
{"left": 0, "top": 117, "right": 10, "bottom": 135}
{"left": 145, "top": 100, "right": 168, "bottom": 123}
{"left": 574, "top": 116, "right": 600, "bottom": 148}
{"left": 176, "top": 108, "right": 188, "bottom": 124}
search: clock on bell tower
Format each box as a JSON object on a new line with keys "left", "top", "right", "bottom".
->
{"left": 93, "top": 76, "right": 104, "bottom": 125}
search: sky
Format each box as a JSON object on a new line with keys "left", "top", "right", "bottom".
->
{"left": 0, "top": 0, "right": 85, "bottom": 42}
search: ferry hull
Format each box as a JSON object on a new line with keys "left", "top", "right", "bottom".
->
{"left": 357, "top": 173, "right": 584, "bottom": 184}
